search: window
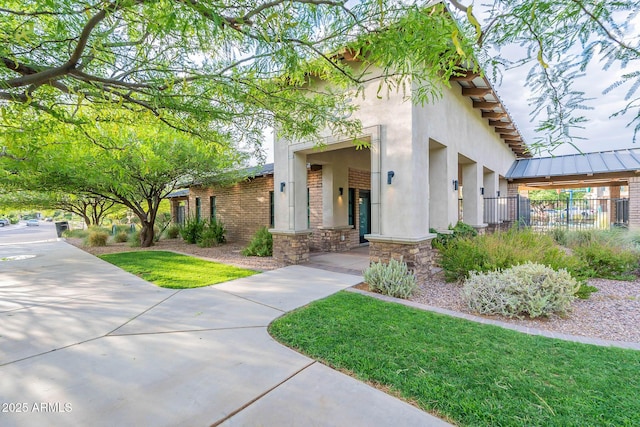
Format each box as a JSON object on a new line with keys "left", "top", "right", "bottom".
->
{"left": 269, "top": 191, "right": 274, "bottom": 228}
{"left": 210, "top": 196, "right": 216, "bottom": 221}
{"left": 348, "top": 188, "right": 355, "bottom": 226}
{"left": 195, "top": 197, "right": 201, "bottom": 220}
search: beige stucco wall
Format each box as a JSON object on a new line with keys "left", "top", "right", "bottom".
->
{"left": 273, "top": 65, "right": 519, "bottom": 240}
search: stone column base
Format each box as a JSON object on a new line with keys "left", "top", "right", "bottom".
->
{"left": 315, "top": 226, "right": 355, "bottom": 252}
{"left": 366, "top": 234, "right": 436, "bottom": 282}
{"left": 270, "top": 230, "right": 312, "bottom": 264}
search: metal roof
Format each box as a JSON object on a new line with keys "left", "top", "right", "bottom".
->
{"left": 506, "top": 149, "right": 640, "bottom": 180}
{"left": 166, "top": 188, "right": 189, "bottom": 198}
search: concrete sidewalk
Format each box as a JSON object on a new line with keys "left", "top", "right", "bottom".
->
{"left": 0, "top": 241, "right": 451, "bottom": 426}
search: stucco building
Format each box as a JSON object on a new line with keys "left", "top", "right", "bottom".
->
{"left": 270, "top": 69, "right": 529, "bottom": 279}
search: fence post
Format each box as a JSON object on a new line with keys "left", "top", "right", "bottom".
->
{"left": 516, "top": 195, "right": 520, "bottom": 229}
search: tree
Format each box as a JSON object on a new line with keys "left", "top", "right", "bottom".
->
{"left": 0, "top": 191, "right": 116, "bottom": 226}
{"left": 2, "top": 113, "right": 244, "bottom": 246}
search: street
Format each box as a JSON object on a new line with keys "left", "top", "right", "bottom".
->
{"left": 0, "top": 220, "right": 58, "bottom": 245}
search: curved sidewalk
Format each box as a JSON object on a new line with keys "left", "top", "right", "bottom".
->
{"left": 0, "top": 241, "right": 451, "bottom": 427}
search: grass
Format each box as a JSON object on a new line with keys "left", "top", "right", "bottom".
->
{"left": 270, "top": 292, "right": 640, "bottom": 427}
{"left": 99, "top": 251, "right": 257, "bottom": 288}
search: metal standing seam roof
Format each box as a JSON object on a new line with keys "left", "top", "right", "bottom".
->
{"left": 506, "top": 149, "right": 640, "bottom": 179}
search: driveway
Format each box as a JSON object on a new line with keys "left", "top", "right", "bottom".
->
{"left": 0, "top": 241, "right": 450, "bottom": 426}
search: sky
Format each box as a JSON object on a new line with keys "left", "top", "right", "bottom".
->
{"left": 481, "top": 5, "right": 640, "bottom": 157}
{"left": 261, "top": 2, "right": 640, "bottom": 163}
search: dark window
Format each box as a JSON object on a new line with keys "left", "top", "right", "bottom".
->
{"left": 348, "top": 188, "right": 355, "bottom": 226}
{"left": 210, "top": 196, "right": 216, "bottom": 221}
{"left": 269, "top": 191, "right": 274, "bottom": 228}
{"left": 195, "top": 197, "right": 201, "bottom": 220}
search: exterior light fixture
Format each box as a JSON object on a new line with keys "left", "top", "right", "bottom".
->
{"left": 387, "top": 171, "right": 395, "bottom": 185}
{"left": 339, "top": 187, "right": 344, "bottom": 196}
{"left": 480, "top": 187, "right": 485, "bottom": 195}
{"left": 280, "top": 182, "right": 286, "bottom": 192}
{"left": 497, "top": 190, "right": 501, "bottom": 197}
{"left": 452, "top": 180, "right": 458, "bottom": 191}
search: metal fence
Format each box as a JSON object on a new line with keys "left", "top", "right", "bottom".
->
{"left": 482, "top": 196, "right": 629, "bottom": 231}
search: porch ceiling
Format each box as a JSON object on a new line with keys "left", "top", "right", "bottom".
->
{"left": 450, "top": 71, "right": 530, "bottom": 159}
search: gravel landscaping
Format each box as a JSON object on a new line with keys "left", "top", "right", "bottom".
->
{"left": 69, "top": 237, "right": 640, "bottom": 344}
{"left": 413, "top": 273, "right": 640, "bottom": 344}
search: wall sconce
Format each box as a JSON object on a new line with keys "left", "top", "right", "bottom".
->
{"left": 339, "top": 187, "right": 344, "bottom": 196}
{"left": 452, "top": 180, "right": 458, "bottom": 191}
{"left": 280, "top": 182, "right": 286, "bottom": 192}
{"left": 497, "top": 190, "right": 501, "bottom": 197}
{"left": 480, "top": 187, "right": 485, "bottom": 195}
{"left": 387, "top": 171, "right": 395, "bottom": 185}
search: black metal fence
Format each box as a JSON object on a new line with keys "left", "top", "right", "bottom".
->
{"left": 482, "top": 196, "right": 629, "bottom": 231}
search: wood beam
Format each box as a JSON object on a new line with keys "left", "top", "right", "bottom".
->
{"left": 462, "top": 87, "right": 492, "bottom": 96}
{"left": 501, "top": 134, "right": 522, "bottom": 140}
{"left": 450, "top": 71, "right": 480, "bottom": 82}
{"left": 473, "top": 101, "right": 502, "bottom": 110}
{"left": 489, "top": 120, "right": 512, "bottom": 127}
{"left": 494, "top": 127, "right": 517, "bottom": 133}
{"left": 482, "top": 111, "right": 508, "bottom": 119}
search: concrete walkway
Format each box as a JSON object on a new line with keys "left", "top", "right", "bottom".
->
{"left": 0, "top": 241, "right": 451, "bottom": 427}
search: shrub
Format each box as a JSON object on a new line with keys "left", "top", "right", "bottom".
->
{"left": 86, "top": 231, "right": 109, "bottom": 247}
{"left": 363, "top": 258, "right": 417, "bottom": 299}
{"left": 242, "top": 227, "right": 273, "bottom": 256}
{"left": 196, "top": 219, "right": 226, "bottom": 248}
{"left": 62, "top": 229, "right": 89, "bottom": 239}
{"left": 180, "top": 217, "right": 205, "bottom": 244}
{"left": 128, "top": 230, "right": 141, "bottom": 247}
{"left": 431, "top": 221, "right": 478, "bottom": 248}
{"left": 572, "top": 241, "right": 639, "bottom": 280}
{"left": 437, "top": 237, "right": 490, "bottom": 282}
{"left": 113, "top": 231, "right": 129, "bottom": 243}
{"left": 575, "top": 284, "right": 598, "bottom": 300}
{"left": 462, "top": 262, "right": 579, "bottom": 319}
{"left": 164, "top": 224, "right": 181, "bottom": 239}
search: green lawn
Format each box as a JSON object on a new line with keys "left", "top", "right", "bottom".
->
{"left": 269, "top": 291, "right": 640, "bottom": 427}
{"left": 99, "top": 251, "right": 257, "bottom": 288}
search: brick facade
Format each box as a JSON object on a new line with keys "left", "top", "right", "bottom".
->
{"left": 628, "top": 177, "right": 640, "bottom": 230}
{"left": 272, "top": 231, "right": 311, "bottom": 264}
{"left": 184, "top": 175, "right": 274, "bottom": 243}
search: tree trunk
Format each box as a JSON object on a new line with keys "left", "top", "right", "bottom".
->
{"left": 139, "top": 220, "right": 155, "bottom": 248}
{"left": 82, "top": 215, "right": 91, "bottom": 228}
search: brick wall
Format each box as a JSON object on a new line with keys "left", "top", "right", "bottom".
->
{"left": 628, "top": 177, "right": 640, "bottom": 230}
{"left": 187, "top": 175, "right": 274, "bottom": 243}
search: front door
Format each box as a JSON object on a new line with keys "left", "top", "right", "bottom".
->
{"left": 359, "top": 190, "right": 371, "bottom": 244}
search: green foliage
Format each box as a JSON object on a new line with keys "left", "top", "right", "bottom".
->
{"left": 363, "top": 258, "right": 417, "bottom": 299}
{"left": 572, "top": 241, "right": 639, "bottom": 281}
{"left": 128, "top": 230, "right": 141, "bottom": 248}
{"left": 575, "top": 284, "right": 599, "bottom": 300}
{"left": 270, "top": 291, "right": 640, "bottom": 427}
{"left": 164, "top": 224, "right": 181, "bottom": 239}
{"left": 197, "top": 219, "right": 226, "bottom": 248}
{"left": 431, "top": 221, "right": 478, "bottom": 248}
{"left": 86, "top": 231, "right": 109, "bottom": 247}
{"left": 113, "top": 231, "right": 129, "bottom": 243}
{"left": 242, "top": 227, "right": 273, "bottom": 257}
{"left": 436, "top": 228, "right": 591, "bottom": 286}
{"left": 99, "top": 251, "right": 256, "bottom": 289}
{"left": 62, "top": 229, "right": 89, "bottom": 239}
{"left": 180, "top": 217, "right": 206, "bottom": 244}
{"left": 462, "top": 262, "right": 579, "bottom": 319}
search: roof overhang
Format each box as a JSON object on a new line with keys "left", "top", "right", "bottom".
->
{"left": 450, "top": 71, "right": 530, "bottom": 158}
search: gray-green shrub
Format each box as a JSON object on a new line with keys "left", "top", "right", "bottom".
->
{"left": 363, "top": 258, "right": 417, "bottom": 299}
{"left": 164, "top": 224, "right": 180, "bottom": 239}
{"left": 462, "top": 262, "right": 579, "bottom": 319}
